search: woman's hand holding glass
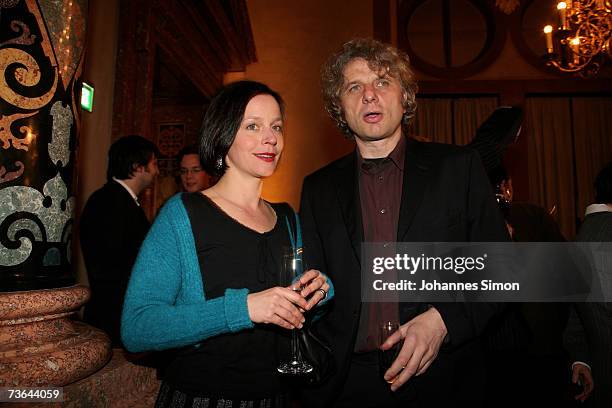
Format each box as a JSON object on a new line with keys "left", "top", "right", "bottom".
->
{"left": 247, "top": 287, "right": 308, "bottom": 330}
{"left": 295, "top": 269, "right": 330, "bottom": 310}
{"left": 246, "top": 269, "right": 328, "bottom": 330}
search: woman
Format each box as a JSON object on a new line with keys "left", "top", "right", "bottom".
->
{"left": 121, "top": 81, "right": 333, "bottom": 407}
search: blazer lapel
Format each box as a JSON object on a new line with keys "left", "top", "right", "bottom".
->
{"left": 397, "top": 139, "right": 433, "bottom": 241}
{"left": 333, "top": 151, "right": 363, "bottom": 265}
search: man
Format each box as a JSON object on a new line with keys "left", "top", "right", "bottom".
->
{"left": 80, "top": 135, "right": 159, "bottom": 347}
{"left": 483, "top": 165, "right": 593, "bottom": 406}
{"left": 178, "top": 144, "right": 209, "bottom": 192}
{"left": 299, "top": 38, "right": 508, "bottom": 407}
{"left": 575, "top": 161, "right": 612, "bottom": 407}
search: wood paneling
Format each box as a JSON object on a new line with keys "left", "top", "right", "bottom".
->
{"left": 111, "top": 0, "right": 257, "bottom": 218}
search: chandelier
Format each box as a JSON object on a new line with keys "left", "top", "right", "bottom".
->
{"left": 543, "top": 1, "right": 612, "bottom": 76}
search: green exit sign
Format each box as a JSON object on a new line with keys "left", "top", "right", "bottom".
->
{"left": 81, "top": 82, "right": 94, "bottom": 112}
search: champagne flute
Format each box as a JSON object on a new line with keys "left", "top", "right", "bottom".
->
{"left": 277, "top": 246, "right": 314, "bottom": 375}
{"left": 379, "top": 321, "right": 400, "bottom": 382}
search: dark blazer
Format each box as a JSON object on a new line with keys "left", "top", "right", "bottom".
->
{"left": 300, "top": 138, "right": 508, "bottom": 406}
{"left": 575, "top": 211, "right": 612, "bottom": 407}
{"left": 484, "top": 202, "right": 591, "bottom": 407}
{"left": 80, "top": 180, "right": 150, "bottom": 347}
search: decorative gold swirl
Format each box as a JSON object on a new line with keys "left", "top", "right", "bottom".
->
{"left": 0, "top": 111, "right": 37, "bottom": 151}
{"left": 0, "top": 21, "right": 36, "bottom": 47}
{"left": 0, "top": 161, "right": 24, "bottom": 184}
{"left": 0, "top": 48, "right": 58, "bottom": 110}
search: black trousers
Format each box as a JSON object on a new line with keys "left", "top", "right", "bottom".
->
{"left": 333, "top": 352, "right": 416, "bottom": 408}
{"left": 332, "top": 351, "right": 484, "bottom": 408}
{"left": 485, "top": 350, "right": 584, "bottom": 408}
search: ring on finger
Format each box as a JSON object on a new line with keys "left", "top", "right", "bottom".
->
{"left": 386, "top": 374, "right": 400, "bottom": 384}
{"left": 317, "top": 288, "right": 327, "bottom": 300}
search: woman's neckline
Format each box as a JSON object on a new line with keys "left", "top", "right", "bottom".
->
{"left": 196, "top": 192, "right": 278, "bottom": 235}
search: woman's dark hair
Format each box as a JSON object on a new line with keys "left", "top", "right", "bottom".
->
{"left": 107, "top": 135, "right": 159, "bottom": 180}
{"left": 595, "top": 161, "right": 612, "bottom": 204}
{"left": 199, "top": 81, "right": 285, "bottom": 177}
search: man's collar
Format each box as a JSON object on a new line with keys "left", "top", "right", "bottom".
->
{"left": 388, "top": 134, "right": 406, "bottom": 170}
{"left": 357, "top": 135, "right": 406, "bottom": 172}
{"left": 585, "top": 203, "right": 612, "bottom": 216}
{"left": 112, "top": 177, "right": 139, "bottom": 205}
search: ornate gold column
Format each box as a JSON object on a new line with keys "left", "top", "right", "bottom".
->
{"left": 0, "top": 0, "right": 111, "bottom": 386}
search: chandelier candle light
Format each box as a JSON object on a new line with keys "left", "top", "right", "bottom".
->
{"left": 543, "top": 0, "right": 612, "bottom": 76}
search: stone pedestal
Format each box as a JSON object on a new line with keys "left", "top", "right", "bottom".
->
{"left": 3, "top": 350, "right": 160, "bottom": 408}
{"left": 0, "top": 285, "right": 111, "bottom": 386}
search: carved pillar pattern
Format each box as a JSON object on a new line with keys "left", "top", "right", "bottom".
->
{"left": 0, "top": 0, "right": 111, "bottom": 387}
{"left": 0, "top": 0, "right": 85, "bottom": 290}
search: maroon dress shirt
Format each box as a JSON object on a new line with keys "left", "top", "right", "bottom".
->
{"left": 354, "top": 136, "right": 405, "bottom": 352}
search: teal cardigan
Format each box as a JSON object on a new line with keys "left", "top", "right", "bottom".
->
{"left": 121, "top": 194, "right": 334, "bottom": 352}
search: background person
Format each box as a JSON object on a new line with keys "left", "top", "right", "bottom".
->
{"left": 575, "top": 161, "right": 612, "bottom": 408}
{"left": 484, "top": 166, "right": 593, "bottom": 407}
{"left": 468, "top": 109, "right": 593, "bottom": 406}
{"left": 177, "top": 144, "right": 209, "bottom": 192}
{"left": 80, "top": 134, "right": 159, "bottom": 347}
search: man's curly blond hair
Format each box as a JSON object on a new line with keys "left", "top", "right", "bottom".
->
{"left": 321, "top": 38, "right": 418, "bottom": 139}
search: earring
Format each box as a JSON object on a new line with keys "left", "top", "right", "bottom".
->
{"left": 215, "top": 157, "right": 223, "bottom": 170}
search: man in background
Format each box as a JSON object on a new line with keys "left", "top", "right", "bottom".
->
{"left": 178, "top": 144, "right": 209, "bottom": 192}
{"left": 576, "top": 161, "right": 612, "bottom": 407}
{"left": 484, "top": 165, "right": 593, "bottom": 407}
{"left": 467, "top": 107, "right": 593, "bottom": 406}
{"left": 80, "top": 135, "right": 159, "bottom": 347}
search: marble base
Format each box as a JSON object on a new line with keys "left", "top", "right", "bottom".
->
{"left": 0, "top": 285, "right": 111, "bottom": 386}
{"left": 2, "top": 350, "right": 160, "bottom": 408}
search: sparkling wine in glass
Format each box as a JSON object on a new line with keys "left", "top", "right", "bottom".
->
{"left": 379, "top": 321, "right": 400, "bottom": 382}
{"left": 277, "top": 247, "right": 313, "bottom": 375}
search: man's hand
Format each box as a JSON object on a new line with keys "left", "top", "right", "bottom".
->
{"left": 572, "top": 363, "right": 594, "bottom": 402}
{"left": 380, "top": 307, "right": 447, "bottom": 391}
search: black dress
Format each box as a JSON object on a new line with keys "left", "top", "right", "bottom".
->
{"left": 156, "top": 193, "right": 293, "bottom": 408}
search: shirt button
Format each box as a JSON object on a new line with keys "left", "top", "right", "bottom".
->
{"left": 380, "top": 208, "right": 386, "bottom": 214}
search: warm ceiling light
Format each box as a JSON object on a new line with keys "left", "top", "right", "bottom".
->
{"left": 543, "top": 1, "right": 611, "bottom": 76}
